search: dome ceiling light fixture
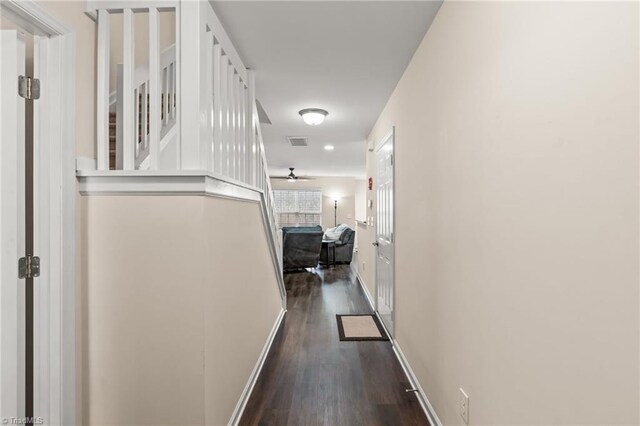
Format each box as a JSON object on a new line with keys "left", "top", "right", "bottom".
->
{"left": 299, "top": 108, "right": 328, "bottom": 126}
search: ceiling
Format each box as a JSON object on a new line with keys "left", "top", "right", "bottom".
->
{"left": 212, "top": 1, "right": 442, "bottom": 178}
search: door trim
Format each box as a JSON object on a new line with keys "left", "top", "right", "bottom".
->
{"left": 0, "top": 29, "right": 27, "bottom": 420}
{"left": 374, "top": 126, "right": 395, "bottom": 336}
{"left": 375, "top": 127, "right": 395, "bottom": 152}
{"left": 0, "top": 2, "right": 77, "bottom": 424}
{"left": 1, "top": 1, "right": 72, "bottom": 36}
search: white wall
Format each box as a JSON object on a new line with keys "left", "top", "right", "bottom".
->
{"left": 82, "top": 195, "right": 282, "bottom": 425}
{"left": 271, "top": 176, "right": 357, "bottom": 230}
{"left": 361, "top": 2, "right": 639, "bottom": 425}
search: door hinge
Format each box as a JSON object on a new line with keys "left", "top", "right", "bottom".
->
{"left": 19, "top": 255, "right": 40, "bottom": 279}
{"left": 18, "top": 76, "right": 40, "bottom": 100}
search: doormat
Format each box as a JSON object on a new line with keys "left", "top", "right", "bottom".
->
{"left": 336, "top": 314, "right": 389, "bottom": 341}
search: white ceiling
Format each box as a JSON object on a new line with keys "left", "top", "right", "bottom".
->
{"left": 212, "top": 1, "right": 442, "bottom": 178}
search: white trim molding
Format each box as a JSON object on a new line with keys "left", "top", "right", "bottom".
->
{"left": 1, "top": 28, "right": 27, "bottom": 420}
{"left": 77, "top": 169, "right": 262, "bottom": 201}
{"left": 228, "top": 308, "right": 286, "bottom": 426}
{"left": 355, "top": 274, "right": 442, "bottom": 426}
{"left": 356, "top": 272, "right": 375, "bottom": 310}
{"left": 1, "top": 0, "right": 72, "bottom": 36}
{"left": 392, "top": 342, "right": 443, "bottom": 426}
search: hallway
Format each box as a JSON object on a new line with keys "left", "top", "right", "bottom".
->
{"left": 240, "top": 263, "right": 429, "bottom": 425}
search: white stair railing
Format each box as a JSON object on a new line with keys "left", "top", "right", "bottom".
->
{"left": 95, "top": 4, "right": 178, "bottom": 171}
{"left": 254, "top": 101, "right": 282, "bottom": 269}
{"left": 115, "top": 44, "right": 177, "bottom": 170}
{"left": 91, "top": 0, "right": 283, "bottom": 276}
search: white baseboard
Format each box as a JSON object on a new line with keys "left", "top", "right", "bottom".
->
{"left": 392, "top": 341, "right": 443, "bottom": 426}
{"left": 356, "top": 272, "right": 375, "bottom": 309}
{"left": 228, "top": 307, "right": 286, "bottom": 426}
{"left": 355, "top": 275, "right": 442, "bottom": 426}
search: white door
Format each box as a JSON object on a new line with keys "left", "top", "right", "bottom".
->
{"left": 375, "top": 128, "right": 394, "bottom": 335}
{"left": 0, "top": 30, "right": 27, "bottom": 419}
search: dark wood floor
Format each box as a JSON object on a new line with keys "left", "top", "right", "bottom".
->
{"left": 239, "top": 262, "right": 430, "bottom": 426}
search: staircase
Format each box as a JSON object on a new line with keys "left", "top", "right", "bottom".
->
{"left": 109, "top": 112, "right": 116, "bottom": 169}
{"left": 107, "top": 44, "right": 176, "bottom": 170}
{"left": 109, "top": 93, "right": 173, "bottom": 170}
{"left": 93, "top": 2, "right": 283, "bottom": 298}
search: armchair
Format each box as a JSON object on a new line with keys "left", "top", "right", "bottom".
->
{"left": 281, "top": 226, "right": 324, "bottom": 271}
{"left": 320, "top": 224, "right": 355, "bottom": 264}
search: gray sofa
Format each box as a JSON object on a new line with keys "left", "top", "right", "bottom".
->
{"left": 320, "top": 225, "right": 355, "bottom": 264}
{"left": 281, "top": 226, "right": 323, "bottom": 271}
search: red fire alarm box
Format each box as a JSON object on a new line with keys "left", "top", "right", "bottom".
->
{"left": 368, "top": 177, "right": 373, "bottom": 190}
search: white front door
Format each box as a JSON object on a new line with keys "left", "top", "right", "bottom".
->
{"left": 375, "top": 128, "right": 394, "bottom": 335}
{"left": 0, "top": 29, "right": 27, "bottom": 419}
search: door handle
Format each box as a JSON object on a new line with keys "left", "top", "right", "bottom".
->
{"left": 372, "top": 241, "right": 379, "bottom": 247}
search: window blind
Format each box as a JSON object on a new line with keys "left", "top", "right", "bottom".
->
{"left": 273, "top": 189, "right": 322, "bottom": 228}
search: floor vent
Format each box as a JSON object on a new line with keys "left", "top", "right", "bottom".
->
{"left": 287, "top": 136, "right": 308, "bottom": 147}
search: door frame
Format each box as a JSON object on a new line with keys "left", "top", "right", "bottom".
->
{"left": 374, "top": 126, "right": 395, "bottom": 337}
{"left": 1, "top": 28, "right": 27, "bottom": 420}
{"left": 0, "top": 2, "right": 76, "bottom": 424}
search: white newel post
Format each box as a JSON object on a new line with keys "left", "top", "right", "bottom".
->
{"left": 178, "top": 0, "right": 201, "bottom": 169}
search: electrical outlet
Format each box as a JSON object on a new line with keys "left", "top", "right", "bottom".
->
{"left": 459, "top": 388, "right": 469, "bottom": 425}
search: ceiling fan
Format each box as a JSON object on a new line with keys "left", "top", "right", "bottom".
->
{"left": 272, "top": 168, "right": 314, "bottom": 182}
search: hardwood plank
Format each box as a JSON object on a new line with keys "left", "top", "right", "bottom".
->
{"left": 239, "top": 261, "right": 430, "bottom": 426}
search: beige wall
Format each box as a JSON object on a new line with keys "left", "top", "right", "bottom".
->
{"left": 355, "top": 178, "right": 367, "bottom": 222}
{"left": 271, "top": 176, "right": 357, "bottom": 230}
{"left": 355, "top": 177, "right": 373, "bottom": 280}
{"left": 362, "top": 1, "right": 639, "bottom": 425}
{"left": 82, "top": 195, "right": 282, "bottom": 425}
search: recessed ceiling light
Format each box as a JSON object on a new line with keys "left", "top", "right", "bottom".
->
{"left": 324, "top": 145, "right": 334, "bottom": 151}
{"left": 299, "top": 108, "right": 328, "bottom": 126}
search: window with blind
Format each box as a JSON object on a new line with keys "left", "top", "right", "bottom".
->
{"left": 273, "top": 189, "right": 322, "bottom": 228}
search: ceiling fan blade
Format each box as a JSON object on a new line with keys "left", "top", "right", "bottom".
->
{"left": 270, "top": 168, "right": 313, "bottom": 181}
